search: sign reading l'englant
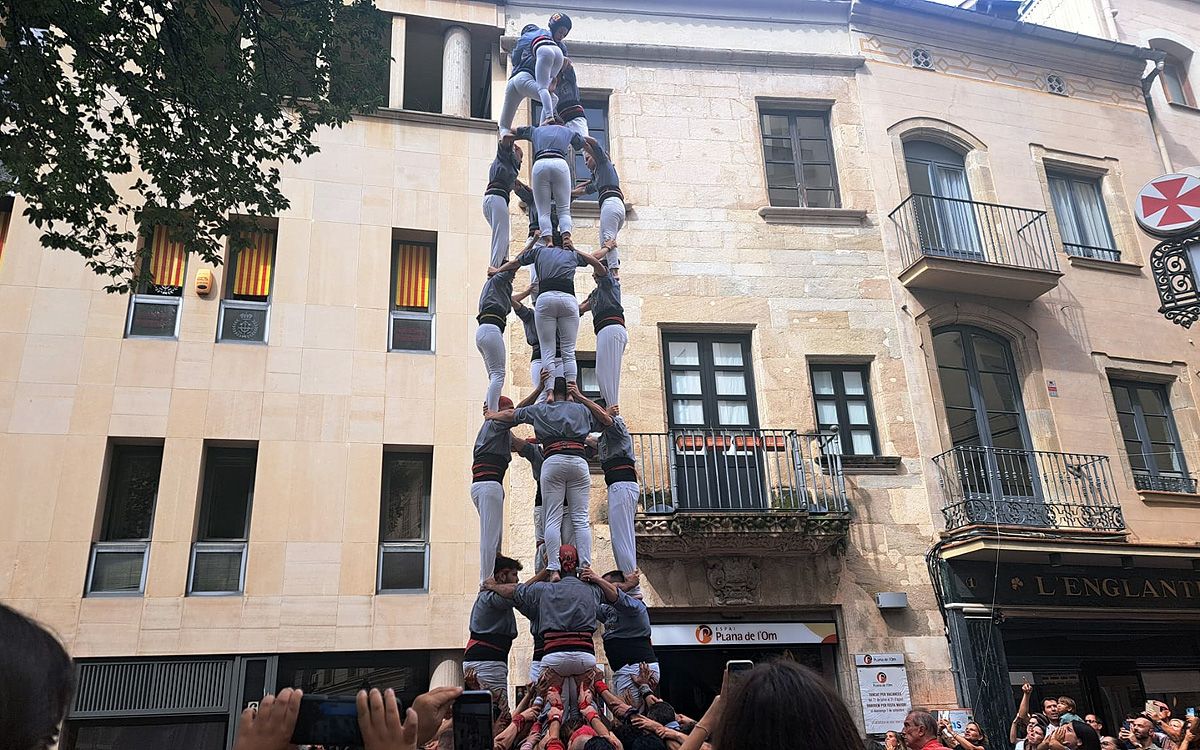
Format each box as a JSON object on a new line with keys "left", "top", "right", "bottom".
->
{"left": 855, "top": 653, "right": 912, "bottom": 735}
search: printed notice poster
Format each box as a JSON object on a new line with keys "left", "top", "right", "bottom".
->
{"left": 855, "top": 653, "right": 912, "bottom": 734}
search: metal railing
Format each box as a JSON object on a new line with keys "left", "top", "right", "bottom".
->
{"left": 1063, "top": 242, "right": 1120, "bottom": 262}
{"left": 890, "top": 193, "right": 1060, "bottom": 273}
{"left": 1133, "top": 472, "right": 1198, "bottom": 494}
{"left": 934, "top": 445, "right": 1125, "bottom": 532}
{"left": 632, "top": 428, "right": 848, "bottom": 514}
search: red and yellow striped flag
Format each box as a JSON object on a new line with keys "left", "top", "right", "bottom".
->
{"left": 0, "top": 206, "right": 10, "bottom": 262}
{"left": 394, "top": 243, "right": 431, "bottom": 310}
{"left": 148, "top": 225, "right": 186, "bottom": 287}
{"left": 233, "top": 230, "right": 275, "bottom": 297}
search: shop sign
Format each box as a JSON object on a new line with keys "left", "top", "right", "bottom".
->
{"left": 937, "top": 709, "right": 975, "bottom": 733}
{"left": 855, "top": 653, "right": 912, "bottom": 734}
{"left": 1136, "top": 174, "right": 1200, "bottom": 238}
{"left": 650, "top": 622, "right": 838, "bottom": 647}
{"left": 948, "top": 561, "right": 1200, "bottom": 610}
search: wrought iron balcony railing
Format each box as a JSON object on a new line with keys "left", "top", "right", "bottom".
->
{"left": 1133, "top": 472, "right": 1198, "bottom": 494}
{"left": 633, "top": 428, "right": 848, "bottom": 514}
{"left": 1063, "top": 242, "right": 1120, "bottom": 263}
{"left": 934, "top": 445, "right": 1125, "bottom": 532}
{"left": 890, "top": 193, "right": 1060, "bottom": 273}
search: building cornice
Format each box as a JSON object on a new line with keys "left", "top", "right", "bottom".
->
{"left": 500, "top": 36, "right": 865, "bottom": 71}
{"left": 501, "top": 0, "right": 852, "bottom": 26}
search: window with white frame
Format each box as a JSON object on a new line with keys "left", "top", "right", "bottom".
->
{"left": 188, "top": 446, "right": 257, "bottom": 595}
{"left": 126, "top": 226, "right": 187, "bottom": 338}
{"left": 378, "top": 451, "right": 432, "bottom": 592}
{"left": 389, "top": 240, "right": 436, "bottom": 352}
{"left": 219, "top": 227, "right": 276, "bottom": 344}
{"left": 1047, "top": 171, "right": 1119, "bottom": 262}
{"left": 87, "top": 445, "right": 164, "bottom": 596}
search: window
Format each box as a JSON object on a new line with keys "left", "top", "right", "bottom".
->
{"left": 911, "top": 48, "right": 934, "bottom": 70}
{"left": 389, "top": 241, "right": 436, "bottom": 352}
{"left": 1046, "top": 73, "right": 1067, "bottom": 95}
{"left": 218, "top": 228, "right": 276, "bottom": 344}
{"left": 759, "top": 109, "right": 839, "bottom": 209}
{"left": 0, "top": 195, "right": 12, "bottom": 263}
{"left": 577, "top": 355, "right": 602, "bottom": 401}
{"left": 1110, "top": 380, "right": 1194, "bottom": 493}
{"left": 378, "top": 451, "right": 432, "bottom": 592}
{"left": 533, "top": 98, "right": 609, "bottom": 187}
{"left": 1047, "top": 172, "right": 1118, "bottom": 261}
{"left": 403, "top": 19, "right": 496, "bottom": 118}
{"left": 662, "top": 333, "right": 757, "bottom": 428}
{"left": 810, "top": 365, "right": 879, "bottom": 456}
{"left": 188, "top": 447, "right": 256, "bottom": 595}
{"left": 126, "top": 225, "right": 186, "bottom": 338}
{"left": 87, "top": 445, "right": 163, "bottom": 596}
{"left": 1161, "top": 57, "right": 1194, "bottom": 107}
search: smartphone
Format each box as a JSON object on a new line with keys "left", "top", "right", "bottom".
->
{"left": 453, "top": 690, "right": 494, "bottom": 750}
{"left": 725, "top": 659, "right": 754, "bottom": 684}
{"left": 1146, "top": 700, "right": 1159, "bottom": 715}
{"left": 1186, "top": 708, "right": 1196, "bottom": 718}
{"left": 290, "top": 694, "right": 364, "bottom": 747}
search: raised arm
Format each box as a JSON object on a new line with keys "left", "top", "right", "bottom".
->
{"left": 489, "top": 257, "right": 523, "bottom": 277}
{"left": 578, "top": 292, "right": 593, "bottom": 314}
{"left": 580, "top": 566, "right": 620, "bottom": 603}
{"left": 513, "top": 125, "right": 534, "bottom": 142}
{"left": 568, "top": 383, "right": 614, "bottom": 427}
{"left": 482, "top": 577, "right": 520, "bottom": 599}
{"left": 517, "top": 369, "right": 551, "bottom": 408}
{"left": 576, "top": 249, "right": 607, "bottom": 276}
{"left": 484, "top": 408, "right": 518, "bottom": 423}
{"left": 1012, "top": 683, "right": 1032, "bottom": 744}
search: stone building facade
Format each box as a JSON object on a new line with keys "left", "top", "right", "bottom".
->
{"left": 2, "top": 0, "right": 1200, "bottom": 748}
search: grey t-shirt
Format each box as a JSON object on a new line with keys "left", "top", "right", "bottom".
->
{"left": 474, "top": 418, "right": 513, "bottom": 458}
{"left": 514, "top": 124, "right": 586, "bottom": 158}
{"left": 478, "top": 269, "right": 515, "bottom": 316}
{"left": 517, "top": 245, "right": 587, "bottom": 285}
{"left": 514, "top": 401, "right": 593, "bottom": 442}
{"left": 599, "top": 590, "right": 651, "bottom": 640}
{"left": 470, "top": 590, "right": 517, "bottom": 637}
{"left": 597, "top": 415, "right": 635, "bottom": 463}
{"left": 517, "top": 576, "right": 604, "bottom": 634}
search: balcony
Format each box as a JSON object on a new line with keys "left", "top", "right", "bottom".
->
{"left": 889, "top": 194, "right": 1062, "bottom": 301}
{"left": 934, "top": 446, "right": 1126, "bottom": 533}
{"left": 1133, "top": 472, "right": 1198, "bottom": 495}
{"left": 631, "top": 428, "right": 850, "bottom": 558}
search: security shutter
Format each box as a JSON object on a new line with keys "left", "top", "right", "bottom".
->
{"left": 70, "top": 659, "right": 234, "bottom": 718}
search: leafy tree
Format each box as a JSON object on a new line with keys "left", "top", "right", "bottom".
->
{"left": 0, "top": 0, "right": 390, "bottom": 292}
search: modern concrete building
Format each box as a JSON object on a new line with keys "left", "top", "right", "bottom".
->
{"left": 2, "top": 1, "right": 1200, "bottom": 748}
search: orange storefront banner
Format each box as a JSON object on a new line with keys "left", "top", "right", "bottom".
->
{"left": 394, "top": 243, "right": 431, "bottom": 310}
{"left": 148, "top": 225, "right": 186, "bottom": 287}
{"left": 232, "top": 230, "right": 275, "bottom": 298}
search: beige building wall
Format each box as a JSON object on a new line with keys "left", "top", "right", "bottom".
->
{"left": 0, "top": 1, "right": 506, "bottom": 662}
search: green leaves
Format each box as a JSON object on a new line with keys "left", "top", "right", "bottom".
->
{"left": 0, "top": 0, "right": 391, "bottom": 292}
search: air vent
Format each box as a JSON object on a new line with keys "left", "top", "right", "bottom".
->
{"left": 911, "top": 48, "right": 934, "bottom": 70}
{"left": 70, "top": 659, "right": 233, "bottom": 718}
{"left": 1046, "top": 74, "right": 1068, "bottom": 95}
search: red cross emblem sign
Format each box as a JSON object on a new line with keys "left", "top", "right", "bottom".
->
{"left": 1136, "top": 173, "right": 1200, "bottom": 238}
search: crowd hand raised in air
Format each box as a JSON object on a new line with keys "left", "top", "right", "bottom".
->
{"left": 410, "top": 686, "right": 462, "bottom": 748}
{"left": 633, "top": 661, "right": 659, "bottom": 691}
{"left": 357, "top": 687, "right": 419, "bottom": 750}
{"left": 232, "top": 688, "right": 302, "bottom": 750}
{"left": 463, "top": 668, "right": 482, "bottom": 691}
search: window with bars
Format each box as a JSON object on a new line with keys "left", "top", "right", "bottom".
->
{"left": 219, "top": 228, "right": 277, "bottom": 344}
{"left": 390, "top": 240, "right": 436, "bottom": 352}
{"left": 87, "top": 445, "right": 164, "bottom": 596}
{"left": 662, "top": 333, "right": 758, "bottom": 428}
{"left": 1110, "top": 380, "right": 1195, "bottom": 494}
{"left": 378, "top": 451, "right": 433, "bottom": 592}
{"left": 188, "top": 447, "right": 257, "bottom": 595}
{"left": 1047, "top": 171, "right": 1119, "bottom": 261}
{"left": 127, "top": 225, "right": 187, "bottom": 338}
{"left": 810, "top": 365, "right": 879, "bottom": 456}
{"left": 759, "top": 109, "right": 839, "bottom": 209}
{"left": 533, "top": 97, "right": 609, "bottom": 188}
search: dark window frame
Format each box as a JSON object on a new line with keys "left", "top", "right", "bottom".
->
{"left": 532, "top": 96, "right": 610, "bottom": 187}
{"left": 1161, "top": 56, "right": 1195, "bottom": 107}
{"left": 661, "top": 332, "right": 759, "bottom": 429}
{"left": 809, "top": 364, "right": 880, "bottom": 456}
{"left": 1110, "top": 379, "right": 1192, "bottom": 490}
{"left": 576, "top": 353, "right": 602, "bottom": 401}
{"left": 87, "top": 444, "right": 164, "bottom": 597}
{"left": 758, "top": 107, "right": 841, "bottom": 209}
{"left": 1046, "top": 170, "right": 1119, "bottom": 261}
{"left": 188, "top": 447, "right": 257, "bottom": 596}
{"left": 377, "top": 450, "right": 433, "bottom": 593}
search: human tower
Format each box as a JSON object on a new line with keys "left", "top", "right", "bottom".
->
{"left": 461, "top": 13, "right": 656, "bottom": 703}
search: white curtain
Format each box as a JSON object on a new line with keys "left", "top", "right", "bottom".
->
{"left": 933, "top": 165, "right": 982, "bottom": 257}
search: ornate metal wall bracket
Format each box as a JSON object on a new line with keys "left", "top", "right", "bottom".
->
{"left": 1151, "top": 233, "right": 1200, "bottom": 328}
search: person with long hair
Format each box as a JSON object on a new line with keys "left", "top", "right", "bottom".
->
{"left": 0, "top": 604, "right": 74, "bottom": 750}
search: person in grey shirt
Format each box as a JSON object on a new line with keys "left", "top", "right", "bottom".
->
{"left": 575, "top": 136, "right": 625, "bottom": 275}
{"left": 497, "top": 15, "right": 571, "bottom": 137}
{"left": 463, "top": 555, "right": 522, "bottom": 692}
{"left": 578, "top": 266, "right": 626, "bottom": 408}
{"left": 583, "top": 568, "right": 658, "bottom": 706}
{"left": 485, "top": 378, "right": 597, "bottom": 574}
{"left": 482, "top": 141, "right": 522, "bottom": 269}
{"left": 476, "top": 269, "right": 515, "bottom": 412}
{"left": 507, "top": 123, "right": 590, "bottom": 251}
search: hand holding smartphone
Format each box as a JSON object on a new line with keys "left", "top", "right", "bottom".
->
{"left": 290, "top": 694, "right": 364, "bottom": 747}
{"left": 453, "top": 690, "right": 495, "bottom": 750}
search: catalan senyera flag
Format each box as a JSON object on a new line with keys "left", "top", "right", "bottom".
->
{"left": 148, "top": 225, "right": 186, "bottom": 287}
{"left": 394, "top": 244, "right": 431, "bottom": 310}
{"left": 0, "top": 206, "right": 10, "bottom": 262}
{"left": 232, "top": 230, "right": 275, "bottom": 298}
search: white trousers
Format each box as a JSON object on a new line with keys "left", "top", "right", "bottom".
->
{"left": 470, "top": 480, "right": 504, "bottom": 584}
{"left": 532, "top": 358, "right": 550, "bottom": 404}
{"left": 540, "top": 650, "right": 597, "bottom": 678}
{"left": 534, "top": 291, "right": 579, "bottom": 383}
{"left": 613, "top": 662, "right": 660, "bottom": 708}
{"left": 595, "top": 324, "right": 627, "bottom": 408}
{"left": 534, "top": 45, "right": 565, "bottom": 119}
{"left": 475, "top": 323, "right": 506, "bottom": 412}
{"left": 532, "top": 158, "right": 573, "bottom": 238}
{"left": 482, "top": 194, "right": 511, "bottom": 269}
{"left": 564, "top": 117, "right": 589, "bottom": 141}
{"left": 542, "top": 455, "right": 591, "bottom": 571}
{"left": 600, "top": 197, "right": 627, "bottom": 268}
{"left": 607, "top": 480, "right": 639, "bottom": 575}
{"left": 498, "top": 72, "right": 540, "bottom": 136}
{"left": 463, "top": 660, "right": 509, "bottom": 693}
{"left": 529, "top": 660, "right": 543, "bottom": 684}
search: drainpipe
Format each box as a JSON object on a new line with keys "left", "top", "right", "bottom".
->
{"left": 1142, "top": 56, "right": 1174, "bottom": 173}
{"left": 1097, "top": 0, "right": 1119, "bottom": 40}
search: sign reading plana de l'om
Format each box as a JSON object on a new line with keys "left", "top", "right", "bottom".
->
{"left": 948, "top": 561, "right": 1200, "bottom": 610}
